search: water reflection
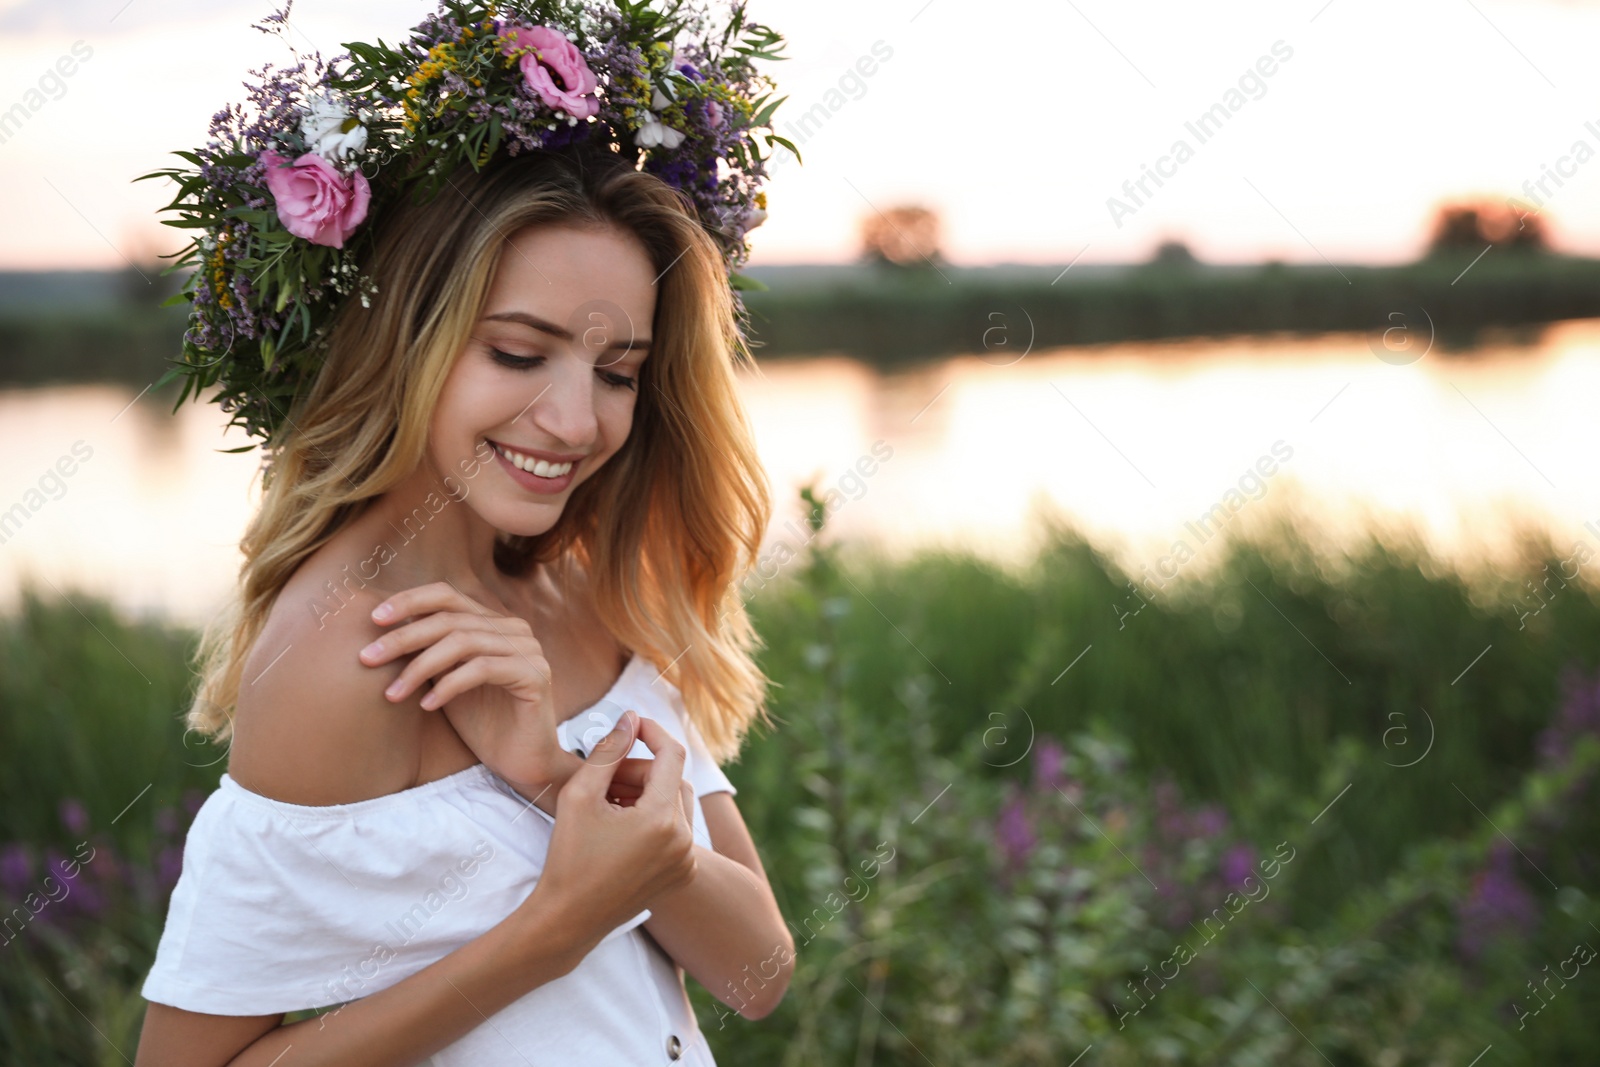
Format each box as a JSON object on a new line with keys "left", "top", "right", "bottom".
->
{"left": 3, "top": 321, "right": 1598, "bottom": 625}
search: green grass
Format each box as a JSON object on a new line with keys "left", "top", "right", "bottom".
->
{"left": 2, "top": 511, "right": 1597, "bottom": 1063}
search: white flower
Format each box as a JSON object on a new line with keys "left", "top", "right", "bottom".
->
{"left": 651, "top": 84, "right": 672, "bottom": 110}
{"left": 634, "top": 112, "right": 685, "bottom": 150}
{"left": 740, "top": 205, "right": 769, "bottom": 232}
{"left": 300, "top": 92, "right": 368, "bottom": 164}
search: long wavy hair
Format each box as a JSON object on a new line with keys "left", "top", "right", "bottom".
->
{"left": 187, "top": 144, "right": 774, "bottom": 764}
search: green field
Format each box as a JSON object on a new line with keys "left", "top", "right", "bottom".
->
{"left": 2, "top": 494, "right": 1597, "bottom": 1064}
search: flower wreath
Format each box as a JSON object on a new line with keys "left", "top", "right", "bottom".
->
{"left": 138, "top": 0, "right": 798, "bottom": 448}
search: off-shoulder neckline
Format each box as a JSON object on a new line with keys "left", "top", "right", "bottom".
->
{"left": 218, "top": 762, "right": 500, "bottom": 818}
{"left": 217, "top": 653, "right": 647, "bottom": 817}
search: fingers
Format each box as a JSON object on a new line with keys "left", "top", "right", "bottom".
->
{"left": 376, "top": 630, "right": 549, "bottom": 706}
{"left": 565, "top": 710, "right": 640, "bottom": 797}
{"left": 371, "top": 581, "right": 492, "bottom": 626}
{"left": 361, "top": 610, "right": 535, "bottom": 667}
{"left": 418, "top": 654, "right": 537, "bottom": 711}
{"left": 630, "top": 716, "right": 687, "bottom": 811}
{"left": 606, "top": 758, "right": 654, "bottom": 790}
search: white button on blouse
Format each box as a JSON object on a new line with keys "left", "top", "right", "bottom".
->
{"left": 140, "top": 653, "right": 735, "bottom": 1065}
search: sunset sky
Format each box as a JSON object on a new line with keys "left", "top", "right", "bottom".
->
{"left": 3, "top": 0, "right": 1600, "bottom": 269}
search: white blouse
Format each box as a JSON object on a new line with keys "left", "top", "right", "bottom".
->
{"left": 140, "top": 653, "right": 737, "bottom": 1066}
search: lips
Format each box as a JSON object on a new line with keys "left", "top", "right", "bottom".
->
{"left": 487, "top": 440, "right": 578, "bottom": 495}
{"left": 489, "top": 440, "right": 576, "bottom": 478}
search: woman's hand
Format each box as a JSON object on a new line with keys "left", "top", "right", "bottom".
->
{"left": 531, "top": 710, "right": 698, "bottom": 937}
{"left": 359, "top": 581, "right": 579, "bottom": 808}
{"left": 599, "top": 752, "right": 696, "bottom": 832}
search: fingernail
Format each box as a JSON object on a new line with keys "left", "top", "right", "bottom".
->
{"left": 372, "top": 603, "right": 393, "bottom": 622}
{"left": 360, "top": 641, "right": 383, "bottom": 660}
{"left": 385, "top": 681, "right": 404, "bottom": 699}
{"left": 620, "top": 709, "right": 637, "bottom": 731}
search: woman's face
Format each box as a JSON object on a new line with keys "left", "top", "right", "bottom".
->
{"left": 430, "top": 221, "right": 657, "bottom": 537}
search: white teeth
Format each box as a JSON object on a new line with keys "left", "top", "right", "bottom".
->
{"left": 494, "top": 443, "right": 572, "bottom": 479}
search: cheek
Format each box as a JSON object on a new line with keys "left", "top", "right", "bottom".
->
{"left": 435, "top": 362, "right": 502, "bottom": 437}
{"left": 597, "top": 393, "right": 639, "bottom": 455}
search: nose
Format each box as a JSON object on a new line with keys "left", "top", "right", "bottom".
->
{"left": 521, "top": 347, "right": 599, "bottom": 450}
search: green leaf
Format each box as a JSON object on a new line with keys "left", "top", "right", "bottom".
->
{"left": 769, "top": 134, "right": 801, "bottom": 163}
{"left": 750, "top": 93, "right": 787, "bottom": 128}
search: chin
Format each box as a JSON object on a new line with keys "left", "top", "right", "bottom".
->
{"left": 476, "top": 496, "right": 568, "bottom": 540}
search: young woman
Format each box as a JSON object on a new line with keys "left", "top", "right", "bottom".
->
{"left": 132, "top": 134, "right": 795, "bottom": 1063}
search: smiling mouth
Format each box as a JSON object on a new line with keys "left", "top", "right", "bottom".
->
{"left": 488, "top": 440, "right": 577, "bottom": 479}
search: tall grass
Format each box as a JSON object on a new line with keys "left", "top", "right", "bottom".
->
{"left": 1, "top": 509, "right": 1596, "bottom": 1062}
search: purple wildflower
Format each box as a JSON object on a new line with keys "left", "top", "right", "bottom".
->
{"left": 62, "top": 879, "right": 106, "bottom": 920}
{"left": 156, "top": 845, "right": 186, "bottom": 891}
{"left": 58, "top": 798, "right": 89, "bottom": 837}
{"left": 1457, "top": 840, "right": 1539, "bottom": 960}
{"left": 1220, "top": 843, "right": 1255, "bottom": 887}
{"left": 1190, "top": 805, "right": 1228, "bottom": 840}
{"left": 0, "top": 843, "right": 31, "bottom": 897}
{"left": 1153, "top": 779, "right": 1189, "bottom": 841}
{"left": 1032, "top": 737, "right": 1067, "bottom": 795}
{"left": 1537, "top": 665, "right": 1600, "bottom": 769}
{"left": 996, "top": 794, "right": 1036, "bottom": 870}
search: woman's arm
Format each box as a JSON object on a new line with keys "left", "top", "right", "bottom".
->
{"left": 136, "top": 880, "right": 591, "bottom": 1066}
{"left": 641, "top": 791, "right": 795, "bottom": 1020}
{"left": 136, "top": 712, "right": 698, "bottom": 1067}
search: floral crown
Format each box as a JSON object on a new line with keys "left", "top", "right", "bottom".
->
{"left": 138, "top": 0, "right": 797, "bottom": 448}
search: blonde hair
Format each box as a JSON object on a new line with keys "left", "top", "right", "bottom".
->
{"left": 188, "top": 146, "right": 774, "bottom": 764}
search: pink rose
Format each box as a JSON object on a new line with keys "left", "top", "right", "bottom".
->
{"left": 259, "top": 149, "right": 371, "bottom": 248}
{"left": 500, "top": 23, "right": 599, "bottom": 119}
{"left": 706, "top": 99, "right": 723, "bottom": 127}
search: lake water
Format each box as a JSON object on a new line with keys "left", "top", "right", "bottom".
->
{"left": 4, "top": 321, "right": 1599, "bottom": 626}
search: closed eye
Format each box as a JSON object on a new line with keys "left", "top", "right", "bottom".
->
{"left": 489, "top": 348, "right": 637, "bottom": 392}
{"left": 489, "top": 347, "right": 541, "bottom": 371}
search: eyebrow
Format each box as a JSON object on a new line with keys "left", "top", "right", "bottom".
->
{"left": 482, "top": 310, "right": 651, "bottom": 351}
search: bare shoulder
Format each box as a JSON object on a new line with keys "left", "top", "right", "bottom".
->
{"left": 226, "top": 544, "right": 435, "bottom": 806}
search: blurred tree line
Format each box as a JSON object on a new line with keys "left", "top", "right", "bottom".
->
{"left": 0, "top": 197, "right": 1595, "bottom": 388}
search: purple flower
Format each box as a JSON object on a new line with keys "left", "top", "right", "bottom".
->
{"left": 156, "top": 845, "right": 185, "bottom": 890}
{"left": 1190, "top": 805, "right": 1228, "bottom": 840}
{"left": 1457, "top": 841, "right": 1539, "bottom": 960}
{"left": 1153, "top": 780, "right": 1189, "bottom": 841}
{"left": 1032, "top": 738, "right": 1067, "bottom": 795}
{"left": 44, "top": 847, "right": 80, "bottom": 884}
{"left": 1537, "top": 665, "right": 1600, "bottom": 769}
{"left": 1220, "top": 844, "right": 1255, "bottom": 887}
{"left": 155, "top": 807, "right": 179, "bottom": 837}
{"left": 996, "top": 794, "right": 1036, "bottom": 870}
{"left": 61, "top": 880, "right": 106, "bottom": 920}
{"left": 0, "top": 843, "right": 32, "bottom": 896}
{"left": 58, "top": 798, "right": 89, "bottom": 837}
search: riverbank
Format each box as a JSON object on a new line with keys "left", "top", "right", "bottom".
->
{"left": 1, "top": 251, "right": 1594, "bottom": 387}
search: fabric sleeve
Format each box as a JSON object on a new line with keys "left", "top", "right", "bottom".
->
{"left": 682, "top": 713, "right": 737, "bottom": 799}
{"left": 138, "top": 768, "right": 644, "bottom": 1016}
